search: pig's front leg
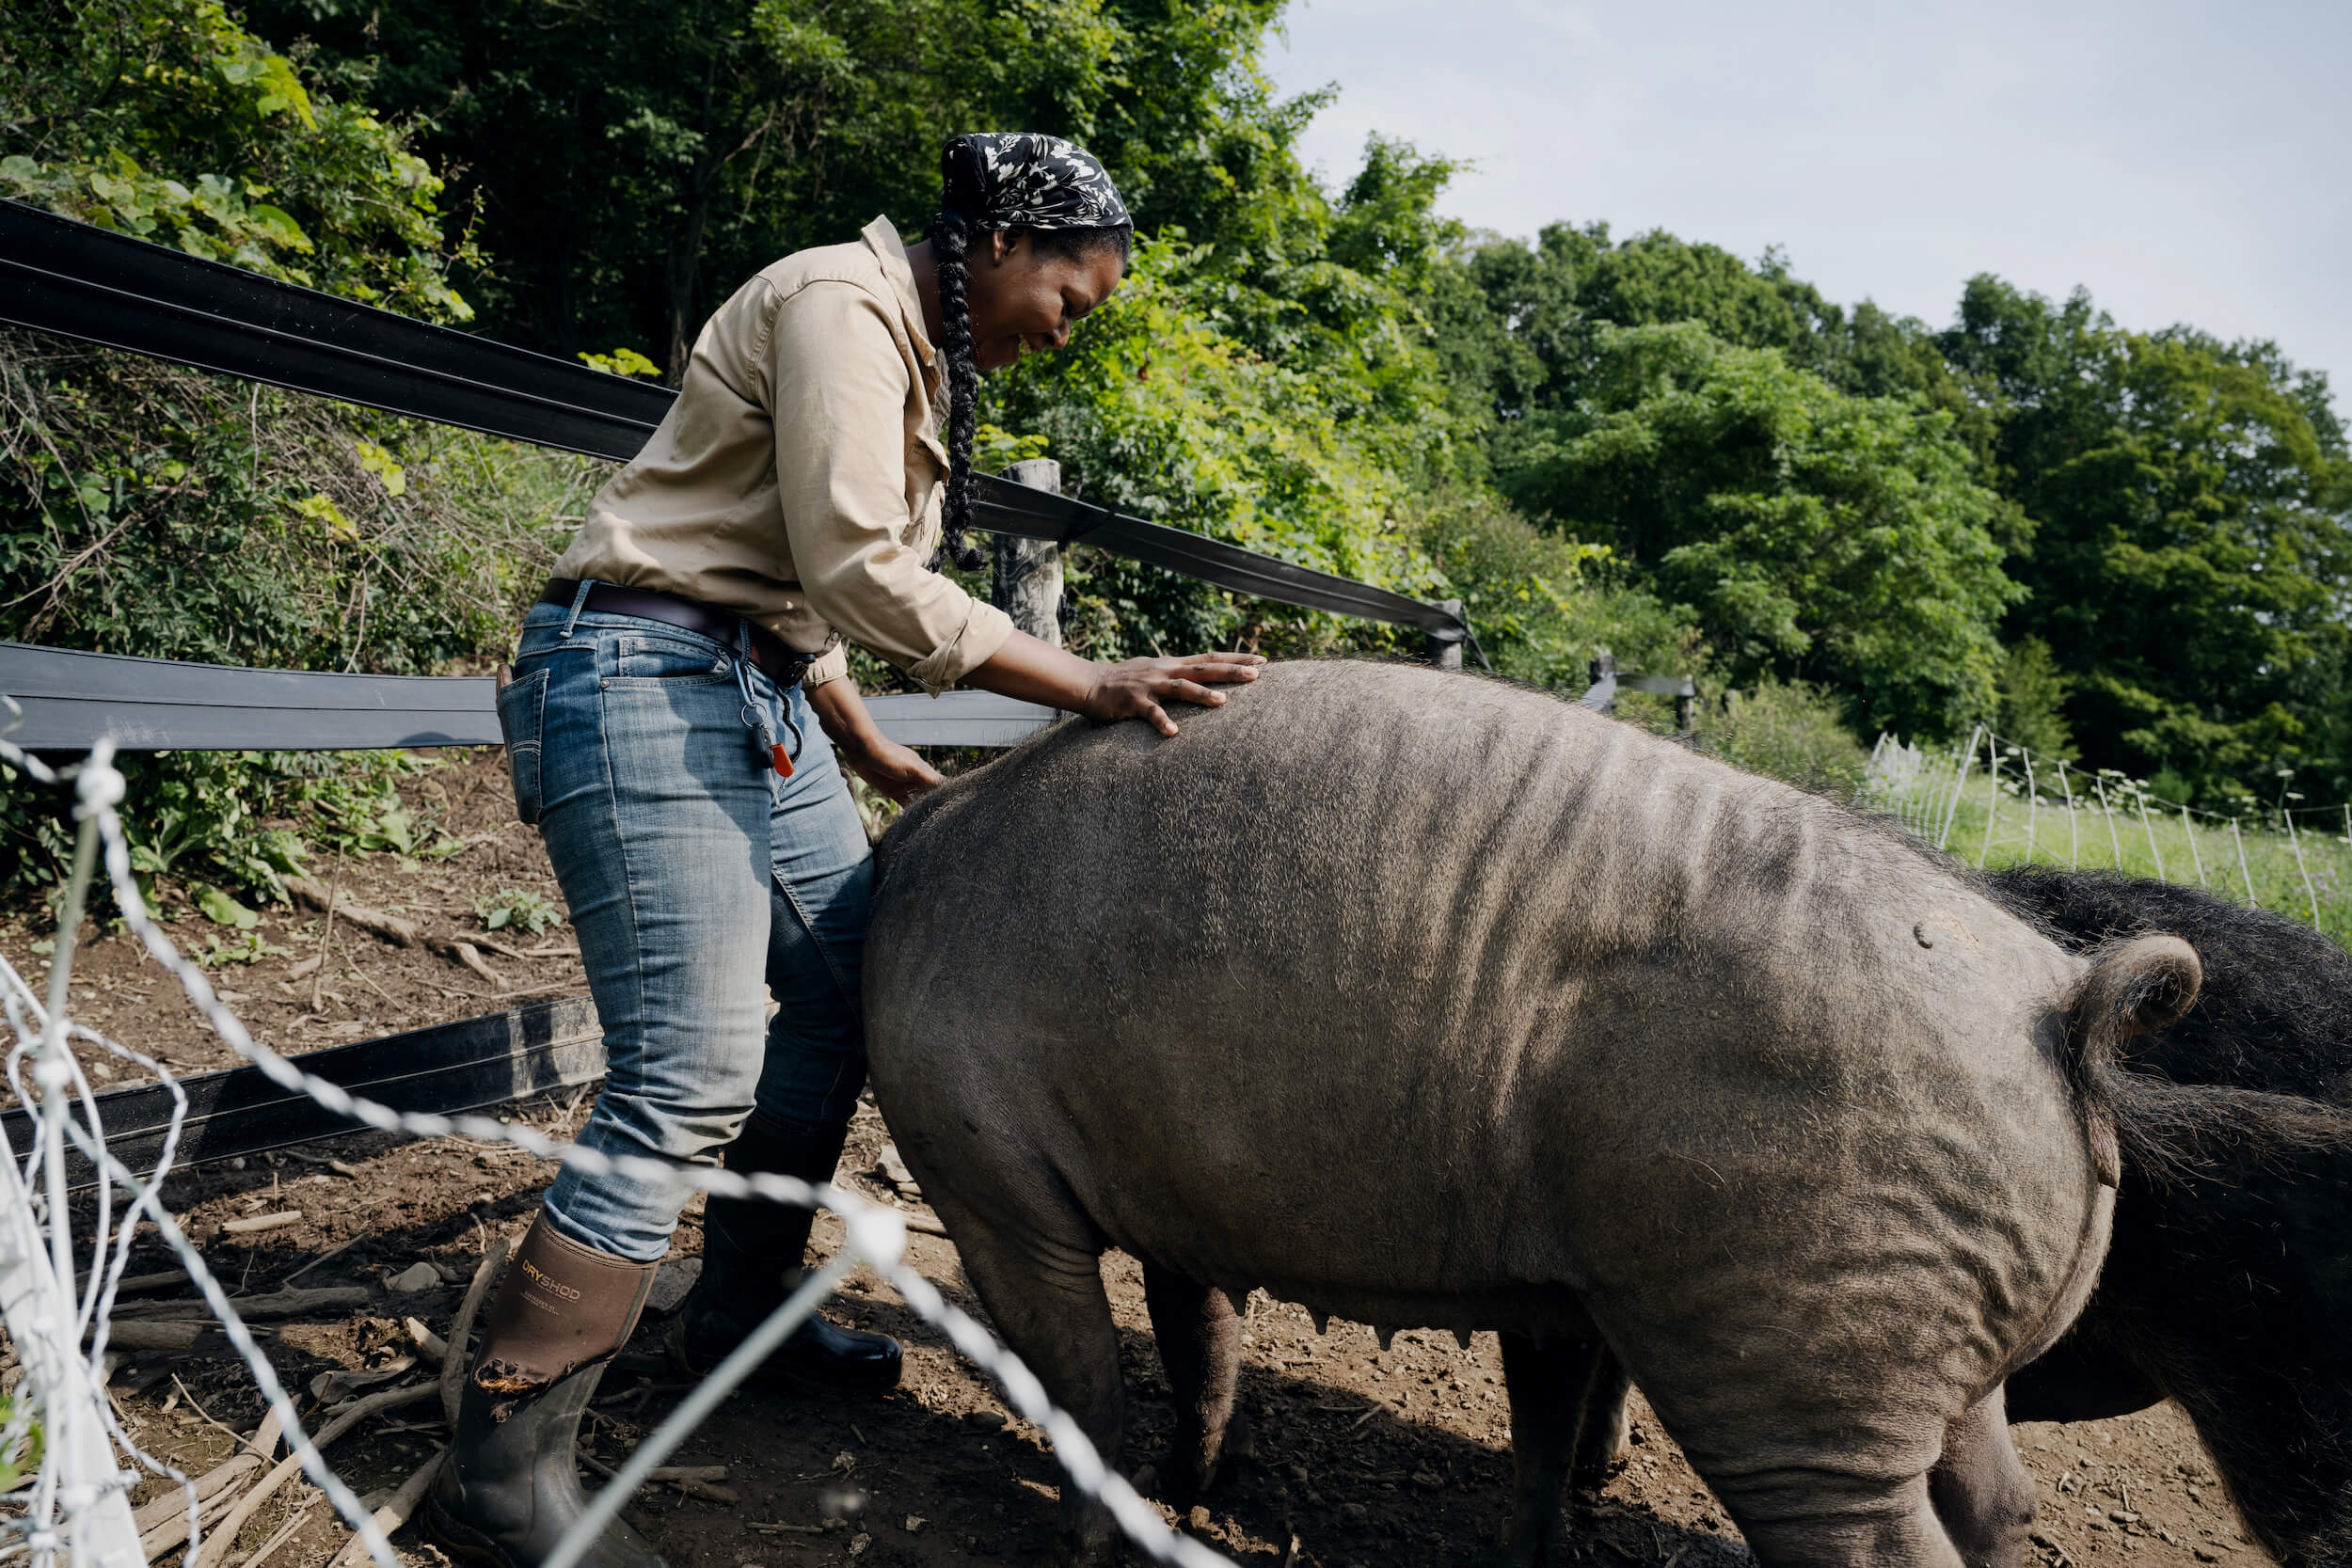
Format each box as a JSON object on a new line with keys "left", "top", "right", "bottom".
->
{"left": 1568, "top": 1343, "right": 1633, "bottom": 1496}
{"left": 1502, "top": 1330, "right": 1603, "bottom": 1566}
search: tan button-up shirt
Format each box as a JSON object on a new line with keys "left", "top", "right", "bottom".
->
{"left": 555, "top": 216, "right": 1014, "bottom": 691}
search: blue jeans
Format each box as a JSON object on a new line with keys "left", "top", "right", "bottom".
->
{"left": 496, "top": 594, "right": 872, "bottom": 1262}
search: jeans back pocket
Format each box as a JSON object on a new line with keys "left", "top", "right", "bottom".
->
{"left": 496, "top": 666, "right": 551, "bottom": 825}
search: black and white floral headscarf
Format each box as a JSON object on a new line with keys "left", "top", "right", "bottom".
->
{"left": 941, "top": 133, "right": 1130, "bottom": 232}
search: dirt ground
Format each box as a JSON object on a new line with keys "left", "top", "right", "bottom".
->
{"left": 0, "top": 752, "right": 2271, "bottom": 1568}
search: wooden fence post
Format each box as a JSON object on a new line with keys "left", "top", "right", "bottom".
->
{"left": 993, "top": 458, "right": 1064, "bottom": 646}
{"left": 1427, "top": 599, "right": 1465, "bottom": 670}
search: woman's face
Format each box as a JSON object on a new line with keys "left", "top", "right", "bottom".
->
{"left": 965, "top": 230, "right": 1125, "bottom": 372}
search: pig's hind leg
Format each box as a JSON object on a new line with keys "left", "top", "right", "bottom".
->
{"left": 1927, "top": 1386, "right": 2035, "bottom": 1568}
{"left": 1140, "top": 1264, "right": 1250, "bottom": 1504}
{"left": 935, "top": 1206, "right": 1126, "bottom": 1562}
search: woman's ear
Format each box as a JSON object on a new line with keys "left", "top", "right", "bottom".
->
{"left": 988, "top": 230, "right": 1016, "bottom": 266}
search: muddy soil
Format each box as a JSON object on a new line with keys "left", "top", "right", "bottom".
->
{"left": 0, "top": 752, "right": 2267, "bottom": 1568}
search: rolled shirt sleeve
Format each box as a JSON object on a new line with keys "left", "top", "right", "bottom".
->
{"left": 801, "top": 643, "right": 850, "bottom": 689}
{"left": 764, "top": 280, "right": 1013, "bottom": 690}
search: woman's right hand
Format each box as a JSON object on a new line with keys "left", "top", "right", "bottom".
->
{"left": 968, "top": 629, "right": 1263, "bottom": 736}
{"left": 1079, "top": 653, "right": 1264, "bottom": 737}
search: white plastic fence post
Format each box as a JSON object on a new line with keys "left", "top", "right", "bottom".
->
{"left": 2094, "top": 778, "right": 2125, "bottom": 869}
{"left": 2285, "top": 808, "right": 2322, "bottom": 927}
{"left": 1978, "top": 746, "right": 2004, "bottom": 868}
{"left": 2232, "top": 818, "right": 2257, "bottom": 907}
{"left": 2134, "top": 786, "right": 2167, "bottom": 882}
{"left": 17, "top": 785, "right": 145, "bottom": 1568}
{"left": 2182, "top": 805, "right": 2207, "bottom": 889}
{"left": 2056, "top": 761, "right": 2077, "bottom": 869}
{"left": 2020, "top": 748, "right": 2038, "bottom": 864}
{"left": 1938, "top": 726, "right": 1982, "bottom": 851}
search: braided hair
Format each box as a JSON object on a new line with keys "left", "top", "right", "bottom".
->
{"left": 931, "top": 132, "right": 1134, "bottom": 573}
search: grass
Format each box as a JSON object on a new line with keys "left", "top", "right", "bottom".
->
{"left": 1862, "top": 739, "right": 2352, "bottom": 950}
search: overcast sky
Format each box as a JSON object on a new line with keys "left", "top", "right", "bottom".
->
{"left": 1265, "top": 0, "right": 2351, "bottom": 407}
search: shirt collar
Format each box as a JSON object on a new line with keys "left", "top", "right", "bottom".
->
{"left": 862, "top": 214, "right": 937, "bottom": 373}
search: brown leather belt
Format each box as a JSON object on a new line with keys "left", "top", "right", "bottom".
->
{"left": 538, "top": 578, "right": 816, "bottom": 689}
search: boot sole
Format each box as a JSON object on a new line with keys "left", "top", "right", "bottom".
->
{"left": 664, "top": 1317, "right": 901, "bottom": 1399}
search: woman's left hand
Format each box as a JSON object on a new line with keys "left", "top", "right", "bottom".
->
{"left": 840, "top": 735, "right": 944, "bottom": 804}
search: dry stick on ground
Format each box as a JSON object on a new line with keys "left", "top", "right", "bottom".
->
{"left": 286, "top": 877, "right": 520, "bottom": 982}
{"left": 134, "top": 1402, "right": 303, "bottom": 1556}
{"left": 322, "top": 1448, "right": 446, "bottom": 1568}
{"left": 575, "top": 1451, "right": 738, "bottom": 1505}
{"left": 230, "top": 1491, "right": 322, "bottom": 1568}
{"left": 74, "top": 1269, "right": 184, "bottom": 1296}
{"left": 120, "top": 1286, "right": 367, "bottom": 1321}
{"left": 220, "top": 1212, "right": 304, "bottom": 1237}
{"left": 111, "top": 1322, "right": 239, "bottom": 1353}
{"left": 404, "top": 1317, "right": 449, "bottom": 1364}
{"left": 142, "top": 1483, "right": 247, "bottom": 1561}
{"left": 133, "top": 1459, "right": 255, "bottom": 1539}
{"left": 442, "top": 1234, "right": 512, "bottom": 1428}
{"left": 169, "top": 1377, "right": 247, "bottom": 1449}
{"left": 280, "top": 1236, "right": 363, "bottom": 1287}
{"left": 308, "top": 866, "right": 343, "bottom": 1014}
{"left": 343, "top": 959, "right": 400, "bottom": 1007}
{"left": 449, "top": 942, "right": 503, "bottom": 989}
{"left": 183, "top": 1383, "right": 441, "bottom": 1568}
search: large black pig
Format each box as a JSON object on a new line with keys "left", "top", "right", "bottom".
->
{"left": 1993, "top": 869, "right": 2352, "bottom": 1566}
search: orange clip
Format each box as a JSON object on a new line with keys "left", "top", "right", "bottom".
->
{"left": 771, "top": 743, "right": 794, "bottom": 780}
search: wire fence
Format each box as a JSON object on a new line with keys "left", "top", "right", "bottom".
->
{"left": 0, "top": 735, "right": 1234, "bottom": 1568}
{"left": 1860, "top": 725, "right": 2352, "bottom": 945}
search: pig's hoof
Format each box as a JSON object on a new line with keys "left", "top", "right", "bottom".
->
{"left": 1491, "top": 1514, "right": 1570, "bottom": 1568}
{"left": 1569, "top": 1459, "right": 1623, "bottom": 1497}
{"left": 1224, "top": 1408, "right": 1258, "bottom": 1462}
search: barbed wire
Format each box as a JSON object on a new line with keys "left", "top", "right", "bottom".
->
{"left": 0, "top": 732, "right": 1232, "bottom": 1568}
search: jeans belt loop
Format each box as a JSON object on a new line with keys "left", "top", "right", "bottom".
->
{"left": 561, "top": 577, "right": 596, "bottom": 638}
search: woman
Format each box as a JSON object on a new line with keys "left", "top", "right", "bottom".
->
{"left": 423, "top": 133, "right": 1260, "bottom": 1568}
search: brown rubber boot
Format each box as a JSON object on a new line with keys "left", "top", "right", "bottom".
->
{"left": 423, "top": 1213, "right": 662, "bottom": 1568}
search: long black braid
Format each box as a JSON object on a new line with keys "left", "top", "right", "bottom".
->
{"left": 930, "top": 206, "right": 987, "bottom": 572}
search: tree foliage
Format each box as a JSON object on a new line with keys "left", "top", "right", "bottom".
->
{"left": 1492, "top": 323, "right": 2016, "bottom": 734}
{"left": 5, "top": 0, "right": 2350, "bottom": 843}
{"left": 1, "top": 0, "right": 472, "bottom": 319}
{"left": 240, "top": 0, "right": 1316, "bottom": 369}
{"left": 1938, "top": 277, "right": 2352, "bottom": 794}
{"left": 1452, "top": 221, "right": 2352, "bottom": 799}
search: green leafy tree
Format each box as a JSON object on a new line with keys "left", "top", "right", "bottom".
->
{"left": 987, "top": 232, "right": 1449, "bottom": 660}
{"left": 1942, "top": 276, "right": 2352, "bottom": 797}
{"left": 1995, "top": 636, "right": 2076, "bottom": 762}
{"left": 0, "top": 0, "right": 593, "bottom": 908}
{"left": 1499, "top": 323, "right": 2018, "bottom": 735}
{"left": 242, "top": 0, "right": 1316, "bottom": 370}
{"left": 1, "top": 0, "right": 472, "bottom": 319}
